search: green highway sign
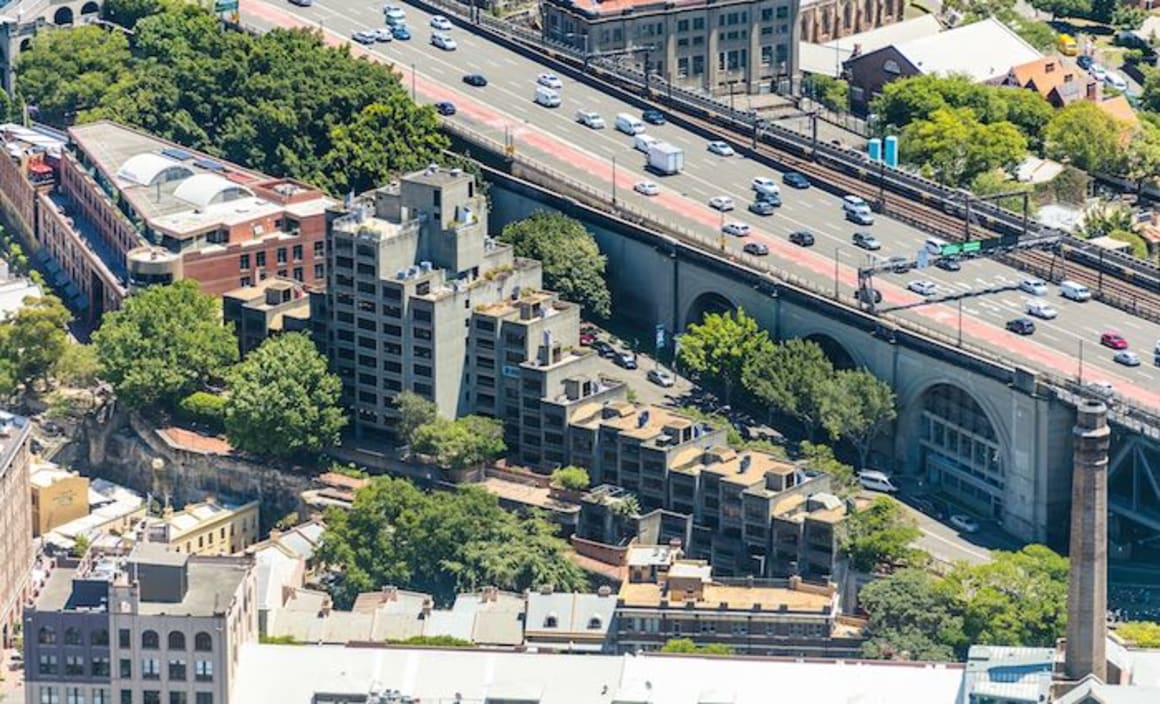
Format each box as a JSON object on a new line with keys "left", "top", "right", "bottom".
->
{"left": 215, "top": 0, "right": 238, "bottom": 12}
{"left": 962, "top": 241, "right": 982, "bottom": 254}
{"left": 940, "top": 243, "right": 962, "bottom": 256}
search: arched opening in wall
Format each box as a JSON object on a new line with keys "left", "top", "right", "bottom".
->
{"left": 54, "top": 7, "right": 74, "bottom": 25}
{"left": 19, "top": 38, "right": 32, "bottom": 52}
{"left": 918, "top": 383, "right": 1004, "bottom": 521}
{"left": 843, "top": 2, "right": 853, "bottom": 30}
{"left": 81, "top": 1, "right": 100, "bottom": 16}
{"left": 684, "top": 291, "right": 737, "bottom": 329}
{"left": 803, "top": 333, "right": 856, "bottom": 371}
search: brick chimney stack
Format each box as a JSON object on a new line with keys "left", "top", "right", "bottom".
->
{"left": 1065, "top": 400, "right": 1111, "bottom": 682}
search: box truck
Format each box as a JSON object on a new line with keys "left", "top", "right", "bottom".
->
{"left": 647, "top": 142, "right": 684, "bottom": 175}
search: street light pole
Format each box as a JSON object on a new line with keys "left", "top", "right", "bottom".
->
{"left": 833, "top": 248, "right": 840, "bottom": 299}
{"left": 1078, "top": 339, "right": 1085, "bottom": 383}
{"left": 611, "top": 155, "right": 617, "bottom": 207}
{"left": 411, "top": 63, "right": 416, "bottom": 102}
{"left": 957, "top": 298, "right": 963, "bottom": 346}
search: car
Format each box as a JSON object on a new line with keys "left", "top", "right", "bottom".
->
{"left": 1025, "top": 300, "right": 1057, "bottom": 320}
{"left": 743, "top": 242, "right": 769, "bottom": 256}
{"left": 430, "top": 15, "right": 453, "bottom": 30}
{"left": 1105, "top": 71, "right": 1128, "bottom": 91}
{"left": 1077, "top": 54, "right": 1093, "bottom": 70}
{"left": 391, "top": 24, "right": 412, "bottom": 40}
{"left": 783, "top": 172, "right": 810, "bottom": 189}
{"left": 708, "top": 140, "right": 735, "bottom": 156}
{"left": 634, "top": 180, "right": 660, "bottom": 196}
{"left": 352, "top": 30, "right": 377, "bottom": 44}
{"left": 887, "top": 255, "right": 911, "bottom": 273}
{"left": 435, "top": 101, "right": 456, "bottom": 116}
{"left": 613, "top": 351, "right": 638, "bottom": 370}
{"left": 789, "top": 230, "right": 815, "bottom": 247}
{"left": 591, "top": 340, "right": 616, "bottom": 358}
{"left": 575, "top": 110, "right": 605, "bottom": 129}
{"left": 431, "top": 33, "right": 457, "bottom": 50}
{"left": 749, "top": 200, "right": 776, "bottom": 216}
{"left": 289, "top": 0, "right": 314, "bottom": 7}
{"left": 1006, "top": 317, "right": 1036, "bottom": 335}
{"left": 1087, "top": 381, "right": 1115, "bottom": 398}
{"left": 1019, "top": 277, "right": 1048, "bottom": 296}
{"left": 642, "top": 108, "right": 666, "bottom": 125}
{"left": 852, "top": 232, "right": 881, "bottom": 250}
{"left": 755, "top": 190, "right": 782, "bottom": 206}
{"left": 579, "top": 325, "right": 598, "bottom": 346}
{"left": 372, "top": 28, "right": 393, "bottom": 42}
{"left": 847, "top": 209, "right": 874, "bottom": 226}
{"left": 950, "top": 514, "right": 980, "bottom": 533}
{"left": 855, "top": 286, "right": 882, "bottom": 304}
{"left": 907, "top": 280, "right": 937, "bottom": 296}
{"left": 1114, "top": 350, "right": 1141, "bottom": 367}
{"left": 383, "top": 5, "right": 406, "bottom": 22}
{"left": 751, "top": 177, "right": 779, "bottom": 195}
{"left": 537, "top": 73, "right": 563, "bottom": 90}
{"left": 462, "top": 73, "right": 487, "bottom": 87}
{"left": 1100, "top": 331, "right": 1128, "bottom": 350}
{"left": 857, "top": 470, "right": 898, "bottom": 493}
{"left": 1091, "top": 64, "right": 1108, "bottom": 81}
{"left": 709, "top": 195, "right": 735, "bottom": 211}
{"left": 935, "top": 257, "right": 962, "bottom": 272}
{"left": 722, "top": 221, "right": 751, "bottom": 237}
{"left": 647, "top": 367, "right": 676, "bottom": 387}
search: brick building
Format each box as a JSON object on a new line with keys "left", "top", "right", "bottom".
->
{"left": 0, "top": 411, "right": 34, "bottom": 655}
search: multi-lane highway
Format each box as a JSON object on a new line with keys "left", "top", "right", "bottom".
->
{"left": 243, "top": 0, "right": 1160, "bottom": 410}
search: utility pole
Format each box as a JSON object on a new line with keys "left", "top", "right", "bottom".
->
{"left": 411, "top": 63, "right": 416, "bottom": 102}
{"left": 611, "top": 155, "right": 617, "bottom": 207}
{"left": 957, "top": 298, "right": 963, "bottom": 346}
{"left": 833, "top": 248, "right": 840, "bottom": 299}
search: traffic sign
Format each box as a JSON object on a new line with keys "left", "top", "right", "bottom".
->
{"left": 940, "top": 243, "right": 962, "bottom": 257}
{"left": 655, "top": 324, "right": 665, "bottom": 350}
{"left": 916, "top": 248, "right": 929, "bottom": 269}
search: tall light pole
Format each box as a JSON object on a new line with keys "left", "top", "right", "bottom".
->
{"left": 833, "top": 248, "right": 840, "bottom": 299}
{"left": 1078, "top": 339, "right": 1085, "bottom": 384}
{"left": 611, "top": 155, "right": 617, "bottom": 207}
{"left": 411, "top": 63, "right": 416, "bottom": 102}
{"left": 957, "top": 298, "right": 963, "bottom": 346}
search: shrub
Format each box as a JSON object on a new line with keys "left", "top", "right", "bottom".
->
{"left": 178, "top": 391, "right": 226, "bottom": 429}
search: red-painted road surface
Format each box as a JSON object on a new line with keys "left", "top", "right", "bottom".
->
{"left": 241, "top": 0, "right": 1160, "bottom": 411}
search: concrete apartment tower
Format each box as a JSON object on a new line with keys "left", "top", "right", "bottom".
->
{"left": 1064, "top": 400, "right": 1111, "bottom": 682}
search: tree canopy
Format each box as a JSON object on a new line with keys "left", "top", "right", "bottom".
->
{"left": 91, "top": 280, "right": 238, "bottom": 409}
{"left": 0, "top": 295, "right": 72, "bottom": 389}
{"left": 859, "top": 568, "right": 965, "bottom": 661}
{"left": 499, "top": 212, "right": 611, "bottom": 319}
{"left": 901, "top": 107, "right": 1027, "bottom": 187}
{"left": 18, "top": 2, "right": 448, "bottom": 194}
{"left": 223, "top": 333, "right": 346, "bottom": 458}
{"left": 395, "top": 391, "right": 437, "bottom": 447}
{"left": 678, "top": 308, "right": 770, "bottom": 404}
{"left": 741, "top": 337, "right": 833, "bottom": 439}
{"left": 550, "top": 466, "right": 591, "bottom": 491}
{"left": 315, "top": 475, "right": 588, "bottom": 607}
{"left": 842, "top": 496, "right": 923, "bottom": 572}
{"left": 412, "top": 415, "right": 505, "bottom": 470}
{"left": 1116, "top": 621, "right": 1160, "bottom": 647}
{"left": 660, "top": 638, "right": 734, "bottom": 655}
{"left": 1043, "top": 101, "right": 1127, "bottom": 174}
{"left": 821, "top": 369, "right": 897, "bottom": 470}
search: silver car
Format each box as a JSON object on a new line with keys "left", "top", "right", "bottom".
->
{"left": 647, "top": 368, "right": 675, "bottom": 387}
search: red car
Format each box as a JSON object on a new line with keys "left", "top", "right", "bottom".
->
{"left": 579, "top": 325, "right": 598, "bottom": 346}
{"left": 1100, "top": 332, "right": 1128, "bottom": 350}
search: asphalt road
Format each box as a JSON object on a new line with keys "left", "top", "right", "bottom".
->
{"left": 245, "top": 0, "right": 1160, "bottom": 411}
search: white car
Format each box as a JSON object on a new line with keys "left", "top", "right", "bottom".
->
{"left": 1091, "top": 64, "right": 1107, "bottom": 81}
{"left": 950, "top": 514, "right": 980, "bottom": 533}
{"left": 634, "top": 180, "right": 659, "bottom": 196}
{"left": 907, "top": 280, "right": 937, "bottom": 296}
{"left": 537, "top": 73, "right": 563, "bottom": 90}
{"left": 1019, "top": 278, "right": 1048, "bottom": 296}
{"left": 709, "top": 195, "right": 735, "bottom": 211}
{"left": 1026, "top": 300, "right": 1058, "bottom": 319}
{"left": 575, "top": 110, "right": 605, "bottom": 129}
{"left": 708, "top": 141, "right": 735, "bottom": 156}
{"left": 1105, "top": 71, "right": 1128, "bottom": 91}
{"left": 647, "top": 368, "right": 676, "bottom": 387}
{"left": 722, "top": 221, "right": 751, "bottom": 237}
{"left": 1087, "top": 380, "right": 1115, "bottom": 398}
{"left": 751, "top": 177, "right": 779, "bottom": 195}
{"left": 430, "top": 15, "right": 453, "bottom": 31}
{"left": 431, "top": 33, "right": 456, "bottom": 50}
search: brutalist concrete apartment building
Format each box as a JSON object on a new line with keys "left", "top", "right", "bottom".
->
{"left": 0, "top": 411, "right": 34, "bottom": 652}
{"left": 23, "top": 544, "right": 256, "bottom": 704}
{"left": 313, "top": 165, "right": 621, "bottom": 460}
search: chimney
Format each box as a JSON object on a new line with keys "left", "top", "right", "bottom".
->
{"left": 381, "top": 585, "right": 398, "bottom": 602}
{"left": 482, "top": 585, "right": 497, "bottom": 603}
{"left": 1086, "top": 80, "right": 1099, "bottom": 101}
{"left": 420, "top": 597, "right": 433, "bottom": 618}
{"left": 1065, "top": 401, "right": 1111, "bottom": 682}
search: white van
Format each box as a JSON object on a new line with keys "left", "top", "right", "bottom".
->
{"left": 924, "top": 236, "right": 948, "bottom": 254}
{"left": 1060, "top": 280, "right": 1092, "bottom": 302}
{"left": 616, "top": 112, "right": 646, "bottom": 135}
{"left": 842, "top": 194, "right": 870, "bottom": 215}
{"left": 634, "top": 133, "right": 661, "bottom": 153}
{"left": 857, "top": 470, "right": 898, "bottom": 493}
{"left": 534, "top": 85, "right": 561, "bottom": 108}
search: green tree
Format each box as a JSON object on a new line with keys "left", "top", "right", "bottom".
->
{"left": 803, "top": 74, "right": 850, "bottom": 113}
{"left": 1116, "top": 621, "right": 1160, "bottom": 647}
{"left": 388, "top": 635, "right": 475, "bottom": 648}
{"left": 499, "top": 212, "right": 611, "bottom": 319}
{"left": 942, "top": 0, "right": 1017, "bottom": 22}
{"left": 1080, "top": 203, "right": 1136, "bottom": 240}
{"left": 92, "top": 281, "right": 238, "bottom": 409}
{"left": 859, "top": 569, "right": 966, "bottom": 661}
{"left": 1110, "top": 4, "right": 1148, "bottom": 29}
{"left": 52, "top": 344, "right": 100, "bottom": 388}
{"left": 224, "top": 333, "right": 346, "bottom": 458}
{"left": 1027, "top": 0, "right": 1090, "bottom": 18}
{"left": 0, "top": 295, "right": 71, "bottom": 388}
{"left": 16, "top": 25, "right": 132, "bottom": 126}
{"left": 678, "top": 308, "right": 770, "bottom": 405}
{"left": 660, "top": 638, "right": 734, "bottom": 655}
{"left": 1126, "top": 122, "right": 1160, "bottom": 194}
{"left": 320, "top": 102, "right": 450, "bottom": 194}
{"left": 412, "top": 416, "right": 505, "bottom": 470}
{"left": 821, "top": 369, "right": 897, "bottom": 470}
{"left": 901, "top": 107, "right": 1027, "bottom": 186}
{"left": 70, "top": 534, "right": 91, "bottom": 558}
{"left": 550, "top": 466, "right": 591, "bottom": 491}
{"left": 395, "top": 391, "right": 437, "bottom": 447}
{"left": 798, "top": 441, "right": 857, "bottom": 497}
{"left": 1010, "top": 18, "right": 1061, "bottom": 53}
{"left": 1044, "top": 101, "right": 1126, "bottom": 174}
{"left": 970, "top": 171, "right": 1035, "bottom": 215}
{"left": 178, "top": 391, "right": 227, "bottom": 430}
{"left": 101, "top": 0, "right": 162, "bottom": 28}
{"left": 741, "top": 338, "right": 833, "bottom": 440}
{"left": 842, "top": 496, "right": 924, "bottom": 572}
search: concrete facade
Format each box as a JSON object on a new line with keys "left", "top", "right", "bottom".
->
{"left": 221, "top": 276, "right": 311, "bottom": 355}
{"left": 142, "top": 499, "right": 260, "bottom": 557}
{"left": 29, "top": 463, "right": 91, "bottom": 537}
{"left": 0, "top": 411, "right": 34, "bottom": 651}
{"left": 798, "top": 0, "right": 903, "bottom": 44}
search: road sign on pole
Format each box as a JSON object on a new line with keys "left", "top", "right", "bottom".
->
{"left": 916, "top": 248, "right": 929, "bottom": 269}
{"left": 655, "top": 324, "right": 665, "bottom": 351}
{"left": 215, "top": 0, "right": 238, "bottom": 12}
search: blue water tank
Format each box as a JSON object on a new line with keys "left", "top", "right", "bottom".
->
{"left": 884, "top": 135, "right": 899, "bottom": 168}
{"left": 867, "top": 138, "right": 882, "bottom": 163}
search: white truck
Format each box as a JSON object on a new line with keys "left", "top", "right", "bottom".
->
{"left": 647, "top": 142, "right": 684, "bottom": 175}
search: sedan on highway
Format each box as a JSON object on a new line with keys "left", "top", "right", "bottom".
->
{"left": 709, "top": 196, "right": 735, "bottom": 211}
{"left": 372, "top": 28, "right": 393, "bottom": 42}
{"left": 1019, "top": 277, "right": 1048, "bottom": 296}
{"left": 743, "top": 242, "right": 769, "bottom": 256}
{"left": 708, "top": 141, "right": 735, "bottom": 156}
{"left": 431, "top": 33, "right": 457, "bottom": 50}
{"left": 434, "top": 101, "right": 456, "bottom": 116}
{"left": 751, "top": 177, "right": 779, "bottom": 196}
{"left": 755, "top": 190, "right": 782, "bottom": 206}
{"left": 1101, "top": 331, "right": 1129, "bottom": 350}
{"left": 634, "top": 180, "right": 659, "bottom": 196}
{"left": 856, "top": 287, "right": 882, "bottom": 304}
{"left": 935, "top": 257, "right": 962, "bottom": 272}
{"left": 789, "top": 231, "right": 815, "bottom": 247}
{"left": 352, "top": 30, "right": 377, "bottom": 44}
{"left": 907, "top": 280, "right": 937, "bottom": 297}
{"left": 537, "top": 73, "right": 563, "bottom": 90}
{"left": 430, "top": 15, "right": 453, "bottom": 30}
{"left": 749, "top": 200, "right": 776, "bottom": 216}
{"left": 887, "top": 256, "right": 911, "bottom": 273}
{"left": 722, "top": 222, "right": 751, "bottom": 237}
{"left": 783, "top": 172, "right": 811, "bottom": 189}
{"left": 1115, "top": 350, "right": 1141, "bottom": 367}
{"left": 950, "top": 514, "right": 980, "bottom": 533}
{"left": 462, "top": 73, "right": 488, "bottom": 87}
{"left": 1006, "top": 317, "right": 1036, "bottom": 335}
{"left": 392, "top": 24, "right": 412, "bottom": 40}
{"left": 642, "top": 109, "right": 666, "bottom": 125}
{"left": 1026, "top": 300, "right": 1058, "bottom": 320}
{"left": 1088, "top": 380, "right": 1115, "bottom": 398}
{"left": 647, "top": 368, "right": 676, "bottom": 387}
{"left": 852, "top": 232, "right": 881, "bottom": 250}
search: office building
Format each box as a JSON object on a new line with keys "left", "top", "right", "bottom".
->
{"left": 221, "top": 276, "right": 311, "bottom": 355}
{"left": 29, "top": 462, "right": 91, "bottom": 537}
{"left": 541, "top": 0, "right": 799, "bottom": 96}
{"left": 141, "top": 499, "right": 260, "bottom": 556}
{"left": 0, "top": 411, "right": 34, "bottom": 651}
{"left": 24, "top": 544, "right": 256, "bottom": 704}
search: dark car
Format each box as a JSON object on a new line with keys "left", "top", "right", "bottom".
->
{"left": 755, "top": 190, "right": 782, "bottom": 206}
{"left": 462, "top": 73, "right": 488, "bottom": 87}
{"left": 935, "top": 257, "right": 962, "bottom": 272}
{"left": 1078, "top": 54, "right": 1093, "bottom": 70}
{"left": 435, "top": 101, "right": 456, "bottom": 116}
{"left": 783, "top": 172, "right": 810, "bottom": 189}
{"left": 887, "top": 256, "right": 911, "bottom": 274}
{"left": 743, "top": 242, "right": 769, "bottom": 256}
{"left": 591, "top": 340, "right": 616, "bottom": 358}
{"left": 1006, "top": 317, "right": 1036, "bottom": 335}
{"left": 748, "top": 200, "right": 776, "bottom": 216}
{"left": 392, "top": 24, "right": 412, "bottom": 40}
{"left": 613, "top": 351, "right": 638, "bottom": 369}
{"left": 789, "top": 230, "right": 815, "bottom": 247}
{"left": 642, "top": 109, "right": 666, "bottom": 125}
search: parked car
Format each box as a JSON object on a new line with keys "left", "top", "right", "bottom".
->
{"left": 857, "top": 470, "right": 898, "bottom": 493}
{"left": 537, "top": 73, "right": 563, "bottom": 90}
{"left": 722, "top": 221, "right": 751, "bottom": 237}
{"left": 789, "top": 230, "right": 815, "bottom": 247}
{"left": 352, "top": 30, "right": 377, "bottom": 44}
{"left": 591, "top": 340, "right": 616, "bottom": 358}
{"left": 1114, "top": 350, "right": 1141, "bottom": 367}
{"left": 907, "top": 280, "right": 937, "bottom": 296}
{"left": 743, "top": 242, "right": 769, "bottom": 256}
{"left": 708, "top": 140, "right": 735, "bottom": 156}
{"left": 430, "top": 14, "right": 453, "bottom": 30}
{"left": 642, "top": 108, "right": 666, "bottom": 125}
{"left": 749, "top": 200, "right": 776, "bottom": 216}
{"left": 783, "top": 172, "right": 810, "bottom": 189}
{"left": 647, "top": 367, "right": 676, "bottom": 387}
{"left": 1019, "top": 277, "right": 1048, "bottom": 296}
{"left": 1091, "top": 63, "right": 1108, "bottom": 81}
{"left": 1105, "top": 71, "right": 1128, "bottom": 91}
{"left": 575, "top": 110, "right": 605, "bottom": 129}
{"left": 1077, "top": 54, "right": 1093, "bottom": 70}
{"left": 434, "top": 101, "right": 456, "bottom": 116}
{"left": 613, "top": 351, "right": 638, "bottom": 369}
{"left": 852, "top": 231, "right": 881, "bottom": 250}
{"left": 935, "top": 257, "right": 962, "bottom": 272}
{"left": 950, "top": 514, "right": 980, "bottom": 533}
{"left": 462, "top": 73, "right": 487, "bottom": 87}
{"left": 1006, "top": 317, "right": 1036, "bottom": 335}
{"left": 634, "top": 180, "right": 660, "bottom": 196}
{"left": 579, "top": 325, "right": 598, "bottom": 346}
{"left": 709, "top": 195, "right": 735, "bottom": 211}
{"left": 1101, "top": 331, "right": 1128, "bottom": 350}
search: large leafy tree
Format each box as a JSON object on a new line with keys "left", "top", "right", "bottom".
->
{"left": 16, "top": 26, "right": 132, "bottom": 126}
{"left": 102, "top": 0, "right": 162, "bottom": 28}
{"left": 499, "top": 212, "right": 611, "bottom": 319}
{"left": 321, "top": 101, "right": 449, "bottom": 195}
{"left": 92, "top": 281, "right": 238, "bottom": 409}
{"left": 859, "top": 569, "right": 966, "bottom": 661}
{"left": 741, "top": 337, "right": 833, "bottom": 439}
{"left": 1027, "top": 0, "right": 1091, "bottom": 18}
{"left": 901, "top": 107, "right": 1027, "bottom": 187}
{"left": 395, "top": 391, "right": 437, "bottom": 447}
{"left": 842, "top": 496, "right": 923, "bottom": 572}
{"left": 821, "top": 369, "right": 897, "bottom": 470}
{"left": 411, "top": 416, "right": 505, "bottom": 470}
{"left": 1044, "top": 101, "right": 1126, "bottom": 174}
{"left": 223, "top": 333, "right": 346, "bottom": 458}
{"left": 678, "top": 308, "right": 770, "bottom": 404}
{"left": 0, "top": 295, "right": 72, "bottom": 387}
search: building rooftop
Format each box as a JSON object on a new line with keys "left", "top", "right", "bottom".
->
{"left": 626, "top": 545, "right": 679, "bottom": 568}
{"left": 145, "top": 498, "right": 257, "bottom": 541}
{"left": 800, "top": 15, "right": 943, "bottom": 77}
{"left": 546, "top": 0, "right": 745, "bottom": 20}
{"left": 0, "top": 410, "right": 31, "bottom": 479}
{"left": 886, "top": 17, "right": 1042, "bottom": 83}
{"left": 0, "top": 259, "right": 43, "bottom": 318}
{"left": 618, "top": 578, "right": 835, "bottom": 612}
{"left": 525, "top": 590, "right": 616, "bottom": 647}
